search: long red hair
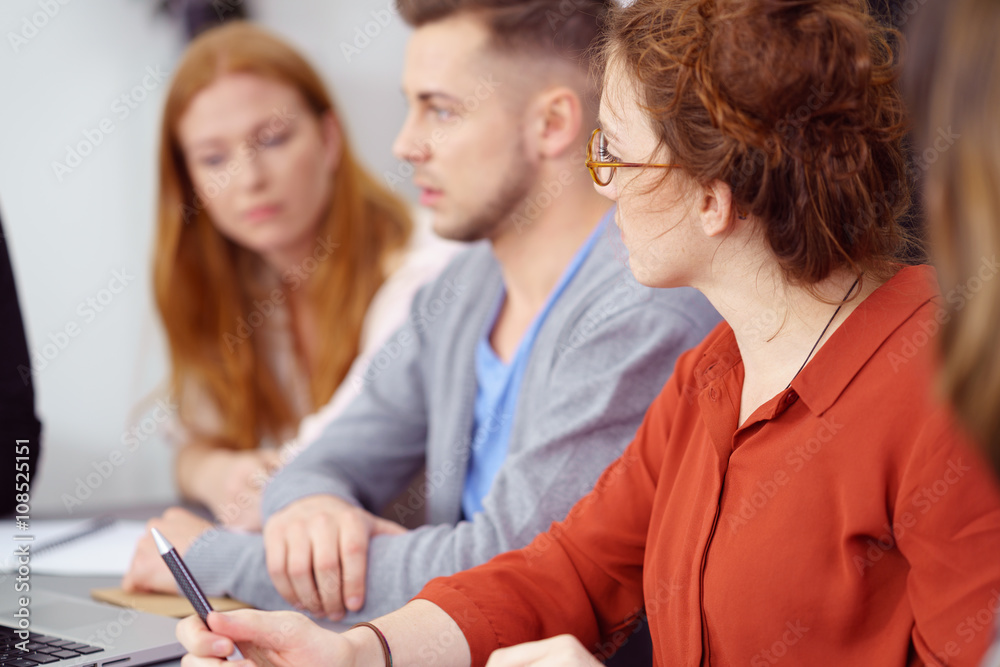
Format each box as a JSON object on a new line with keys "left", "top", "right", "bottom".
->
{"left": 154, "top": 22, "right": 411, "bottom": 450}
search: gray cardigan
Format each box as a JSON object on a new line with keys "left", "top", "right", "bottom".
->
{"left": 186, "top": 225, "right": 721, "bottom": 622}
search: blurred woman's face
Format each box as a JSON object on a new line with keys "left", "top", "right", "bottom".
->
{"left": 594, "top": 65, "right": 708, "bottom": 289}
{"left": 177, "top": 73, "right": 340, "bottom": 267}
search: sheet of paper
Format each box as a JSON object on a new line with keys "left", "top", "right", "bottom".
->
{"left": 0, "top": 519, "right": 147, "bottom": 576}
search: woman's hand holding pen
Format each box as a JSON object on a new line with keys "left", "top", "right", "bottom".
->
{"left": 175, "top": 609, "right": 378, "bottom": 667}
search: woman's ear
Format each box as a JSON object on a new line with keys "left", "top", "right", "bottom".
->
{"left": 320, "top": 111, "right": 343, "bottom": 174}
{"left": 699, "top": 179, "right": 736, "bottom": 238}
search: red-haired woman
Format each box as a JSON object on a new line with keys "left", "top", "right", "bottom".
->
{"left": 153, "top": 22, "right": 456, "bottom": 531}
{"left": 175, "top": 0, "right": 1000, "bottom": 664}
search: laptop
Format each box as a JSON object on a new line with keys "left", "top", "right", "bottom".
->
{"left": 0, "top": 589, "right": 184, "bottom": 666}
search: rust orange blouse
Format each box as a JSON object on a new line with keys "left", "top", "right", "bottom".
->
{"left": 416, "top": 265, "right": 1000, "bottom": 666}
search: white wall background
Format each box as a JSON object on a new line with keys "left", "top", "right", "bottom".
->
{"left": 0, "top": 0, "right": 415, "bottom": 516}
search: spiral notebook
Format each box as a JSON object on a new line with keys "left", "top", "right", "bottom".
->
{"left": 0, "top": 516, "right": 146, "bottom": 576}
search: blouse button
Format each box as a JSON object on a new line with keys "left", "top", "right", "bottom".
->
{"left": 709, "top": 387, "right": 719, "bottom": 401}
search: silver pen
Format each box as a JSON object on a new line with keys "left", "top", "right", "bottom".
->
{"left": 150, "top": 527, "right": 245, "bottom": 661}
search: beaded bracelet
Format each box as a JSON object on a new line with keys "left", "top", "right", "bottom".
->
{"left": 350, "top": 622, "right": 392, "bottom": 667}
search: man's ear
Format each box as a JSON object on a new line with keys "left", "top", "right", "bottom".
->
{"left": 699, "top": 179, "right": 736, "bottom": 238}
{"left": 528, "top": 85, "right": 583, "bottom": 160}
{"left": 320, "top": 111, "right": 343, "bottom": 174}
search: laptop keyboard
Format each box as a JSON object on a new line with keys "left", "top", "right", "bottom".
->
{"left": 0, "top": 626, "right": 103, "bottom": 666}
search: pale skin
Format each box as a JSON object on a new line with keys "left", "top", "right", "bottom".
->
{"left": 123, "top": 75, "right": 346, "bottom": 590}
{"left": 175, "top": 54, "right": 892, "bottom": 665}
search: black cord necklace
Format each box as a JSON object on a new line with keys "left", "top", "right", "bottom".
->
{"left": 785, "top": 277, "right": 860, "bottom": 389}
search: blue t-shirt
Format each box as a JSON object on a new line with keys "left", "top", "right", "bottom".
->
{"left": 461, "top": 212, "right": 610, "bottom": 518}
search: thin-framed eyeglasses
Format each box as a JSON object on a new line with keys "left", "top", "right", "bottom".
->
{"left": 584, "top": 128, "right": 680, "bottom": 186}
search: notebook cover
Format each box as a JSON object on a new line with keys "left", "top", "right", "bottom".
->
{"left": 90, "top": 587, "right": 253, "bottom": 617}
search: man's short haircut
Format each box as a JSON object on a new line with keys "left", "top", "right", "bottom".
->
{"left": 396, "top": 0, "right": 612, "bottom": 68}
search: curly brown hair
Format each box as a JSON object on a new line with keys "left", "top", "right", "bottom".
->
{"left": 602, "top": 0, "right": 916, "bottom": 287}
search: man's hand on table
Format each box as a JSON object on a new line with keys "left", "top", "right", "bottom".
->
{"left": 263, "top": 494, "right": 408, "bottom": 621}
